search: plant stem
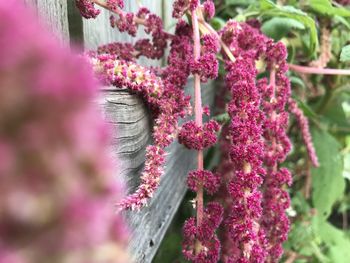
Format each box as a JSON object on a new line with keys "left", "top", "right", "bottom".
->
{"left": 289, "top": 64, "right": 350, "bottom": 75}
{"left": 198, "top": 18, "right": 236, "bottom": 62}
{"left": 191, "top": 9, "right": 204, "bottom": 230}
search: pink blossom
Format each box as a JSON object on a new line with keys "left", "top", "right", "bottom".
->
{"left": 260, "top": 41, "right": 293, "bottom": 261}
{"left": 288, "top": 99, "right": 319, "bottom": 167}
{"left": 0, "top": 1, "right": 129, "bottom": 262}
{"left": 203, "top": 0, "right": 215, "bottom": 20}
{"left": 75, "top": 0, "right": 100, "bottom": 19}
{"left": 172, "top": 0, "right": 188, "bottom": 18}
{"left": 221, "top": 21, "right": 268, "bottom": 262}
{"left": 97, "top": 41, "right": 136, "bottom": 61}
{"left": 182, "top": 202, "right": 223, "bottom": 263}
{"left": 178, "top": 120, "right": 220, "bottom": 150}
{"left": 202, "top": 34, "right": 220, "bottom": 54}
{"left": 187, "top": 170, "right": 221, "bottom": 195}
{"left": 107, "top": 0, "right": 124, "bottom": 10}
{"left": 191, "top": 53, "right": 219, "bottom": 82}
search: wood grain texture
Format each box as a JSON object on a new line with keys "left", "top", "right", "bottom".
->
{"left": 98, "top": 79, "right": 215, "bottom": 263}
{"left": 24, "top": 0, "right": 69, "bottom": 44}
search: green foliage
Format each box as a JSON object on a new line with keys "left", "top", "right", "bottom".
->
{"left": 307, "top": 0, "right": 350, "bottom": 17}
{"left": 210, "top": 17, "right": 226, "bottom": 30}
{"left": 261, "top": 17, "right": 305, "bottom": 40}
{"left": 259, "top": 0, "right": 318, "bottom": 55}
{"left": 311, "top": 128, "right": 345, "bottom": 219}
{"left": 340, "top": 45, "right": 350, "bottom": 62}
{"left": 312, "top": 216, "right": 350, "bottom": 263}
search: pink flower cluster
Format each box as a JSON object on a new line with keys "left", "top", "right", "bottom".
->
{"left": 190, "top": 33, "right": 219, "bottom": 82}
{"left": 187, "top": 170, "right": 221, "bottom": 195}
{"left": 75, "top": 0, "right": 100, "bottom": 18}
{"left": 0, "top": 2, "right": 129, "bottom": 262}
{"left": 107, "top": 0, "right": 124, "bottom": 10}
{"left": 76, "top": 1, "right": 169, "bottom": 60}
{"left": 259, "top": 40, "right": 293, "bottom": 261}
{"left": 75, "top": 2, "right": 320, "bottom": 261}
{"left": 221, "top": 21, "right": 268, "bottom": 262}
{"left": 183, "top": 202, "right": 223, "bottom": 262}
{"left": 90, "top": 54, "right": 164, "bottom": 108}
{"left": 172, "top": 0, "right": 215, "bottom": 19}
{"left": 178, "top": 120, "right": 220, "bottom": 150}
{"left": 110, "top": 12, "right": 137, "bottom": 36}
{"left": 110, "top": 7, "right": 168, "bottom": 59}
{"left": 97, "top": 42, "right": 136, "bottom": 61}
{"left": 90, "top": 20, "right": 193, "bottom": 210}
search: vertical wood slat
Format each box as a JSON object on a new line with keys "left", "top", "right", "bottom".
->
{"left": 24, "top": 0, "right": 69, "bottom": 44}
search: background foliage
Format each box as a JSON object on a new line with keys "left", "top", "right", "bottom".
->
{"left": 155, "top": 0, "right": 350, "bottom": 262}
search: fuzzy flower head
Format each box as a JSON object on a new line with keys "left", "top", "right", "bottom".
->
{"left": 178, "top": 120, "right": 220, "bottom": 150}
{"left": 0, "top": 1, "right": 129, "bottom": 262}
{"left": 75, "top": 0, "right": 100, "bottom": 19}
{"left": 202, "top": 0, "right": 215, "bottom": 20}
{"left": 182, "top": 202, "right": 224, "bottom": 263}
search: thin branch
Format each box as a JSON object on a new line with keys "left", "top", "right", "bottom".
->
{"left": 289, "top": 64, "right": 350, "bottom": 75}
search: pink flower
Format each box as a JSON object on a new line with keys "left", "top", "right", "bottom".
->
{"left": 182, "top": 202, "right": 223, "bottom": 263}
{"left": 75, "top": 0, "right": 100, "bottom": 19}
{"left": 187, "top": 170, "right": 221, "bottom": 195}
{"left": 288, "top": 99, "right": 319, "bottom": 167}
{"left": 0, "top": 1, "right": 129, "bottom": 262}
{"left": 178, "top": 120, "right": 220, "bottom": 150}
{"left": 203, "top": 0, "right": 215, "bottom": 20}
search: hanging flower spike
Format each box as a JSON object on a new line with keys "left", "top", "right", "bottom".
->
{"left": 288, "top": 99, "right": 319, "bottom": 167}
{"left": 92, "top": 21, "right": 192, "bottom": 210}
{"left": 260, "top": 41, "right": 293, "bottom": 262}
{"left": 221, "top": 21, "right": 268, "bottom": 263}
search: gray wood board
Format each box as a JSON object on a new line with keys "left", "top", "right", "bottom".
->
{"left": 24, "top": 0, "right": 69, "bottom": 44}
{"left": 98, "top": 79, "right": 215, "bottom": 263}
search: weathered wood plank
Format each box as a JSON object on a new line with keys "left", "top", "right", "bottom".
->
{"left": 98, "top": 79, "right": 215, "bottom": 263}
{"left": 24, "top": 0, "right": 69, "bottom": 44}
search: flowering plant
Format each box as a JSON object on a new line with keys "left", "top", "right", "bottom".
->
{"left": 74, "top": 0, "right": 350, "bottom": 262}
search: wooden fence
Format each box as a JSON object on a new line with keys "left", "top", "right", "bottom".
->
{"left": 24, "top": 1, "right": 215, "bottom": 262}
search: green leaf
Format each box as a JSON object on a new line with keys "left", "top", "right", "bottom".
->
{"left": 261, "top": 17, "right": 305, "bottom": 40}
{"left": 340, "top": 45, "right": 350, "bottom": 62}
{"left": 308, "top": 0, "right": 350, "bottom": 17}
{"left": 294, "top": 98, "right": 318, "bottom": 119}
{"left": 290, "top": 76, "right": 306, "bottom": 89}
{"left": 322, "top": 91, "right": 350, "bottom": 134}
{"left": 334, "top": 15, "right": 350, "bottom": 30}
{"left": 259, "top": 0, "right": 318, "bottom": 56}
{"left": 312, "top": 217, "right": 350, "bottom": 263}
{"left": 344, "top": 153, "right": 350, "bottom": 180}
{"left": 210, "top": 17, "right": 226, "bottom": 30}
{"left": 311, "top": 128, "right": 345, "bottom": 219}
{"left": 225, "top": 0, "right": 254, "bottom": 5}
